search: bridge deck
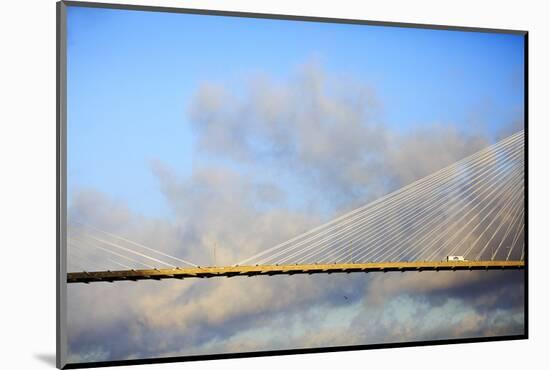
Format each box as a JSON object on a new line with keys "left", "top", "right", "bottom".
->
{"left": 67, "top": 260, "right": 525, "bottom": 283}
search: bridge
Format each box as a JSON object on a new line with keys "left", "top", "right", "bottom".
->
{"left": 68, "top": 261, "right": 524, "bottom": 284}
{"left": 67, "top": 130, "right": 525, "bottom": 284}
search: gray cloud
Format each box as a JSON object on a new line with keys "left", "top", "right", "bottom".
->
{"left": 349, "top": 270, "right": 524, "bottom": 343}
{"left": 187, "top": 63, "right": 505, "bottom": 210}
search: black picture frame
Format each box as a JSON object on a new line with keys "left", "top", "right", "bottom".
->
{"left": 56, "top": 1, "right": 528, "bottom": 368}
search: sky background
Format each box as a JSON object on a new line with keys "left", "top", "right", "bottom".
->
{"left": 66, "top": 5, "right": 525, "bottom": 364}
{"left": 67, "top": 6, "right": 524, "bottom": 218}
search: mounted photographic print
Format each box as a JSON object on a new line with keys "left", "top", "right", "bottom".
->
{"left": 56, "top": 1, "right": 527, "bottom": 368}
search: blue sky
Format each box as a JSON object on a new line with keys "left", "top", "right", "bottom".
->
{"left": 67, "top": 5, "right": 524, "bottom": 218}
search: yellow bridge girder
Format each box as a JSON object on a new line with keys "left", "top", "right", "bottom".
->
{"left": 67, "top": 260, "right": 525, "bottom": 284}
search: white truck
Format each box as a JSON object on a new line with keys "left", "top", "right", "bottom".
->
{"left": 446, "top": 255, "right": 466, "bottom": 262}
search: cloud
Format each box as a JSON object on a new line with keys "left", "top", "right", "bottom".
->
{"left": 187, "top": 63, "right": 503, "bottom": 210}
{"left": 66, "top": 62, "right": 524, "bottom": 363}
{"left": 342, "top": 270, "right": 524, "bottom": 344}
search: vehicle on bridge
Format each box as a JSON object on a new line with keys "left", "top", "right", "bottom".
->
{"left": 446, "top": 255, "right": 466, "bottom": 262}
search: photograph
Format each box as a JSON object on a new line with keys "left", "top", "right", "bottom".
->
{"left": 59, "top": 2, "right": 526, "bottom": 367}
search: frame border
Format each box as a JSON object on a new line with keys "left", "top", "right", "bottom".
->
{"left": 60, "top": 0, "right": 528, "bottom": 34}
{"left": 57, "top": 1, "right": 68, "bottom": 369}
{"left": 56, "top": 1, "right": 528, "bottom": 368}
